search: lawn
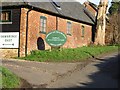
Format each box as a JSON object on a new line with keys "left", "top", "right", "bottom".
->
{"left": 0, "top": 66, "right": 20, "bottom": 88}
{"left": 19, "top": 45, "right": 118, "bottom": 62}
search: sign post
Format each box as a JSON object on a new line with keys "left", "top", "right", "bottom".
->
{"left": 0, "top": 32, "right": 19, "bottom": 48}
{"left": 45, "top": 30, "right": 67, "bottom": 49}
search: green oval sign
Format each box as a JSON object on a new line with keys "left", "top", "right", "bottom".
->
{"left": 45, "top": 30, "right": 67, "bottom": 47}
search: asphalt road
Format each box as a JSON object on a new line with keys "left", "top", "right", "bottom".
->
{"left": 1, "top": 52, "right": 119, "bottom": 88}
{"left": 47, "top": 52, "right": 119, "bottom": 88}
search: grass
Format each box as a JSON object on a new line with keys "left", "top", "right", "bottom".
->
{"left": 18, "top": 45, "right": 118, "bottom": 62}
{"left": 0, "top": 66, "right": 20, "bottom": 88}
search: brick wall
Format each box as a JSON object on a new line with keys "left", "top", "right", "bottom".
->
{"left": 19, "top": 8, "right": 28, "bottom": 57}
{"left": 20, "top": 8, "right": 92, "bottom": 57}
{"left": 27, "top": 10, "right": 57, "bottom": 54}
{"left": 84, "top": 2, "right": 97, "bottom": 16}
{"left": 1, "top": 8, "right": 92, "bottom": 58}
{"left": 65, "top": 21, "right": 92, "bottom": 48}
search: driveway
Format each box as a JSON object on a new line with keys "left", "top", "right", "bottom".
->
{"left": 1, "top": 52, "right": 118, "bottom": 88}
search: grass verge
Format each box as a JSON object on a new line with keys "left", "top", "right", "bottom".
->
{"left": 0, "top": 66, "right": 20, "bottom": 88}
{"left": 18, "top": 45, "right": 118, "bottom": 62}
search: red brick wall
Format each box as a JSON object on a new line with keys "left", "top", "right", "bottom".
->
{"left": 84, "top": 2, "right": 97, "bottom": 16}
{"left": 19, "top": 8, "right": 28, "bottom": 57}
{"left": 27, "top": 10, "right": 57, "bottom": 53}
{"left": 20, "top": 8, "right": 92, "bottom": 56}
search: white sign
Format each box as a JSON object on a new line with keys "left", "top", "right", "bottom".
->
{"left": 0, "top": 32, "right": 19, "bottom": 48}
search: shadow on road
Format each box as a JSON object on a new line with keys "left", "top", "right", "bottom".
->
{"left": 69, "top": 53, "right": 119, "bottom": 88}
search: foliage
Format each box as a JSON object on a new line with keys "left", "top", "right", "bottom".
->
{"left": 109, "top": 2, "right": 120, "bottom": 14}
{"left": 106, "top": 2, "right": 120, "bottom": 45}
{"left": 0, "top": 66, "right": 20, "bottom": 88}
{"left": 19, "top": 46, "right": 118, "bottom": 62}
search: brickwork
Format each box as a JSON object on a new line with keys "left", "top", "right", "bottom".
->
{"left": 19, "top": 8, "right": 28, "bottom": 57}
{"left": 27, "top": 10, "right": 57, "bottom": 54}
{"left": 23, "top": 9, "right": 93, "bottom": 55}
{"left": 84, "top": 2, "right": 97, "bottom": 16}
{"left": 7, "top": 8, "right": 93, "bottom": 57}
{"left": 63, "top": 21, "right": 92, "bottom": 48}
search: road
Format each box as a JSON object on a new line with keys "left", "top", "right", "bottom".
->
{"left": 1, "top": 52, "right": 119, "bottom": 88}
{"left": 47, "top": 52, "right": 119, "bottom": 88}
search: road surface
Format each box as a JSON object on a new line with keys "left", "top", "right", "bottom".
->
{"left": 1, "top": 52, "right": 119, "bottom": 88}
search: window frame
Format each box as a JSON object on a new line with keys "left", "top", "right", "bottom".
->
{"left": 40, "top": 16, "right": 47, "bottom": 34}
{"left": 0, "top": 10, "right": 12, "bottom": 23}
{"left": 81, "top": 25, "right": 85, "bottom": 37}
{"left": 67, "top": 21, "right": 72, "bottom": 36}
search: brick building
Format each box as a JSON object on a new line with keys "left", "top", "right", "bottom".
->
{"left": 0, "top": 0, "right": 95, "bottom": 58}
{"left": 83, "top": 1, "right": 98, "bottom": 17}
{"left": 83, "top": 1, "right": 98, "bottom": 42}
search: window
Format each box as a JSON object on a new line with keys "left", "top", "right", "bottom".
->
{"left": 81, "top": 25, "right": 85, "bottom": 37}
{"left": 40, "top": 16, "right": 47, "bottom": 34}
{"left": 0, "top": 11, "right": 11, "bottom": 22}
{"left": 67, "top": 21, "right": 72, "bottom": 35}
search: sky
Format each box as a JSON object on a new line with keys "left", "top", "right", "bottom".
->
{"left": 0, "top": 0, "right": 113, "bottom": 9}
{"left": 76, "top": 0, "right": 112, "bottom": 5}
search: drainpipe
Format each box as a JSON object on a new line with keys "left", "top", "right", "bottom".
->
{"left": 25, "top": 8, "right": 33, "bottom": 57}
{"left": 55, "top": 16, "right": 61, "bottom": 50}
{"left": 56, "top": 16, "right": 58, "bottom": 30}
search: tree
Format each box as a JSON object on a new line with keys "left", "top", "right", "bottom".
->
{"left": 105, "top": 1, "right": 120, "bottom": 45}
{"left": 95, "top": 0, "right": 108, "bottom": 45}
{"left": 109, "top": 2, "right": 119, "bottom": 14}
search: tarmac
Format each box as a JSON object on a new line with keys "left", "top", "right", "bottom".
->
{"left": 1, "top": 58, "right": 91, "bottom": 88}
{"left": 1, "top": 52, "right": 118, "bottom": 88}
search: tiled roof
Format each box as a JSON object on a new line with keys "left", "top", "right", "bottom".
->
{"left": 1, "top": 0, "right": 95, "bottom": 25}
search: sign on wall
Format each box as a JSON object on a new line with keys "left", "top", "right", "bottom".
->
{"left": 45, "top": 30, "right": 67, "bottom": 47}
{"left": 0, "top": 32, "right": 19, "bottom": 48}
